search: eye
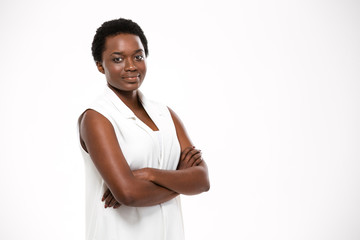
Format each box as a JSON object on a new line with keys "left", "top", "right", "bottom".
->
{"left": 134, "top": 55, "right": 144, "bottom": 61}
{"left": 113, "top": 57, "right": 123, "bottom": 63}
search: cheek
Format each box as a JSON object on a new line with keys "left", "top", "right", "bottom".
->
{"left": 107, "top": 64, "right": 123, "bottom": 76}
{"left": 139, "top": 63, "right": 147, "bottom": 75}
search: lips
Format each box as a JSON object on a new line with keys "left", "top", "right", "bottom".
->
{"left": 122, "top": 74, "right": 140, "bottom": 79}
{"left": 122, "top": 75, "right": 140, "bottom": 83}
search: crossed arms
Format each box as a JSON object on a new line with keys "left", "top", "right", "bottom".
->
{"left": 78, "top": 107, "right": 210, "bottom": 208}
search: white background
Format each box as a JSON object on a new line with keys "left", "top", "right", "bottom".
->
{"left": 1, "top": 0, "right": 359, "bottom": 239}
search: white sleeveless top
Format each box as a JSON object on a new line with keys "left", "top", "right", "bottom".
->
{"left": 79, "top": 87, "right": 184, "bottom": 240}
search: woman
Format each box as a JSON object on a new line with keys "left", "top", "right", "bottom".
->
{"left": 78, "top": 18, "right": 210, "bottom": 240}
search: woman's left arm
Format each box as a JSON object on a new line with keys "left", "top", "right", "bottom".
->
{"left": 146, "top": 161, "right": 209, "bottom": 195}
{"left": 142, "top": 107, "right": 210, "bottom": 195}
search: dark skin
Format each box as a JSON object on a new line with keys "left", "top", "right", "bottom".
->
{"left": 79, "top": 33, "right": 210, "bottom": 208}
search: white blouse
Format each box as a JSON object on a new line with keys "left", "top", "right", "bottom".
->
{"left": 79, "top": 87, "right": 184, "bottom": 240}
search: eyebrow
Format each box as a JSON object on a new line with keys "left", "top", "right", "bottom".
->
{"left": 111, "top": 49, "right": 144, "bottom": 56}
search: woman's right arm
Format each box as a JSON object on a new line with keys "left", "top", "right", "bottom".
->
{"left": 79, "top": 109, "right": 178, "bottom": 207}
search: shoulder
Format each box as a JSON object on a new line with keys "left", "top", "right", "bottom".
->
{"left": 78, "top": 109, "right": 115, "bottom": 152}
{"left": 166, "top": 106, "right": 193, "bottom": 149}
{"left": 79, "top": 109, "right": 115, "bottom": 142}
{"left": 80, "top": 108, "right": 108, "bottom": 123}
{"left": 79, "top": 109, "right": 114, "bottom": 133}
{"left": 78, "top": 89, "right": 117, "bottom": 128}
{"left": 166, "top": 106, "right": 182, "bottom": 125}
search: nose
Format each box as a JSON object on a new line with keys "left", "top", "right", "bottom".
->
{"left": 124, "top": 58, "right": 136, "bottom": 71}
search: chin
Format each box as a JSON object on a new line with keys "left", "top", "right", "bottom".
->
{"left": 108, "top": 81, "right": 142, "bottom": 90}
{"left": 126, "top": 82, "right": 142, "bottom": 90}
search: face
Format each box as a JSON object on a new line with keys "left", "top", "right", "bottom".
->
{"left": 97, "top": 34, "right": 147, "bottom": 92}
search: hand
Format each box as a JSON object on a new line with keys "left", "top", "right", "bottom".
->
{"left": 177, "top": 146, "right": 203, "bottom": 170}
{"left": 102, "top": 188, "right": 121, "bottom": 209}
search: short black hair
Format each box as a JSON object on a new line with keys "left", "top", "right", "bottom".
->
{"left": 91, "top": 18, "right": 148, "bottom": 63}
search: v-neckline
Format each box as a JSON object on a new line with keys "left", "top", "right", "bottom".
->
{"left": 137, "top": 94, "right": 160, "bottom": 132}
{"left": 106, "top": 87, "right": 160, "bottom": 132}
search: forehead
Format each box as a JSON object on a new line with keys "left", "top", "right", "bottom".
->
{"left": 104, "top": 33, "right": 144, "bottom": 54}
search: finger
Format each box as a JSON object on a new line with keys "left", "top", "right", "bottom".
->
{"left": 180, "top": 146, "right": 195, "bottom": 162}
{"left": 104, "top": 193, "right": 114, "bottom": 207}
{"left": 178, "top": 148, "right": 196, "bottom": 169}
{"left": 108, "top": 197, "right": 117, "bottom": 208}
{"left": 189, "top": 152, "right": 202, "bottom": 166}
{"left": 184, "top": 149, "right": 201, "bottom": 164}
{"left": 102, "top": 188, "right": 111, "bottom": 201}
{"left": 185, "top": 151, "right": 201, "bottom": 166}
{"left": 183, "top": 149, "right": 201, "bottom": 168}
{"left": 187, "top": 153, "right": 201, "bottom": 168}
{"left": 182, "top": 149, "right": 200, "bottom": 164}
{"left": 193, "top": 156, "right": 203, "bottom": 166}
{"left": 180, "top": 147, "right": 193, "bottom": 162}
{"left": 113, "top": 203, "right": 121, "bottom": 209}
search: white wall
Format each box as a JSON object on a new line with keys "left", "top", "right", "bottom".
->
{"left": 0, "top": 0, "right": 359, "bottom": 239}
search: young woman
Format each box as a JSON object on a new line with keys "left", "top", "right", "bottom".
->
{"left": 78, "top": 18, "right": 210, "bottom": 239}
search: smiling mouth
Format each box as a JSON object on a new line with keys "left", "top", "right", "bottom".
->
{"left": 122, "top": 75, "right": 140, "bottom": 81}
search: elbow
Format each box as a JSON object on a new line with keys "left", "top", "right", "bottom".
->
{"left": 205, "top": 181, "right": 210, "bottom": 192}
{"left": 186, "top": 165, "right": 210, "bottom": 195}
{"left": 200, "top": 166, "right": 210, "bottom": 193}
{"left": 110, "top": 178, "right": 149, "bottom": 207}
{"left": 198, "top": 162, "right": 210, "bottom": 193}
{"left": 111, "top": 187, "right": 137, "bottom": 206}
{"left": 109, "top": 178, "right": 143, "bottom": 206}
{"left": 189, "top": 172, "right": 210, "bottom": 195}
{"left": 118, "top": 194, "right": 136, "bottom": 206}
{"left": 187, "top": 179, "right": 210, "bottom": 195}
{"left": 202, "top": 178, "right": 210, "bottom": 192}
{"left": 113, "top": 189, "right": 142, "bottom": 207}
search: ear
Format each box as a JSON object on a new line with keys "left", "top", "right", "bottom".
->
{"left": 96, "top": 61, "right": 105, "bottom": 74}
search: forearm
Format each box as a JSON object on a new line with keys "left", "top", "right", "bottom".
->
{"left": 118, "top": 178, "right": 179, "bottom": 207}
{"left": 148, "top": 162, "right": 210, "bottom": 195}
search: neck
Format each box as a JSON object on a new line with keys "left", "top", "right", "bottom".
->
{"left": 108, "top": 84, "right": 141, "bottom": 110}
